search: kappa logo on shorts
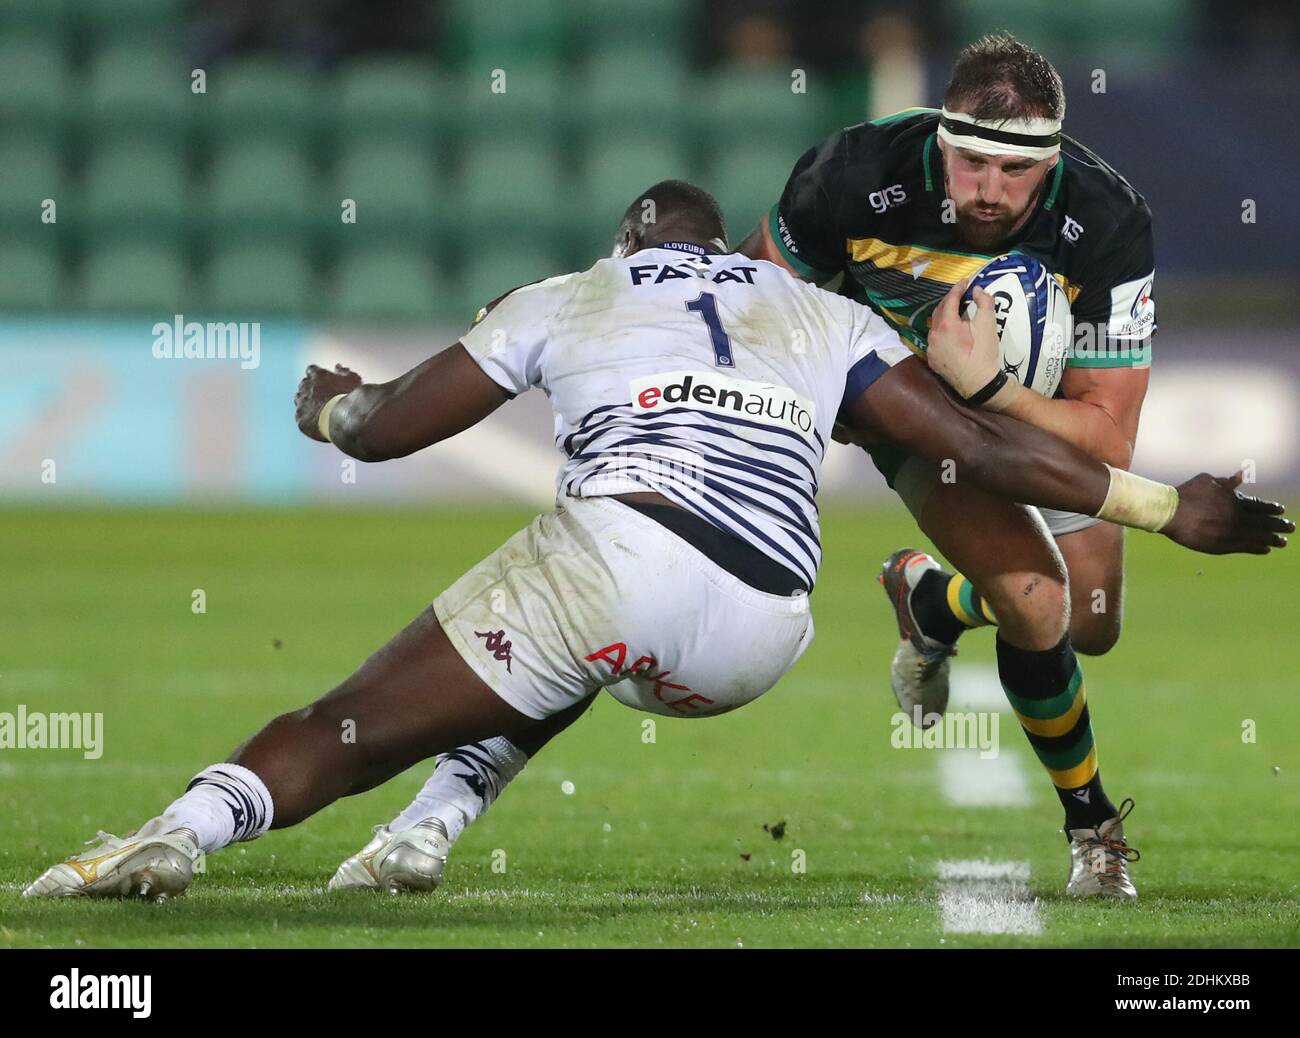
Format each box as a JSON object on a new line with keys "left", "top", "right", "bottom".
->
{"left": 475, "top": 629, "right": 514, "bottom": 673}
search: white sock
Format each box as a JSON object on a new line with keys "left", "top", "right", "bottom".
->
{"left": 148, "top": 763, "right": 275, "bottom": 853}
{"left": 389, "top": 737, "right": 527, "bottom": 842}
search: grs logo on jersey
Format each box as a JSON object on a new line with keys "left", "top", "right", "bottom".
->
{"left": 629, "top": 262, "right": 757, "bottom": 287}
{"left": 630, "top": 371, "right": 816, "bottom": 438}
{"left": 1107, "top": 272, "right": 1155, "bottom": 340}
{"left": 869, "top": 183, "right": 908, "bottom": 214}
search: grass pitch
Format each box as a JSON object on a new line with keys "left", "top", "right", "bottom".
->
{"left": 1, "top": 504, "right": 1297, "bottom": 948}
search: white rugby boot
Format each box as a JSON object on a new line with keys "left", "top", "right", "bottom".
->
{"left": 879, "top": 548, "right": 956, "bottom": 726}
{"left": 329, "top": 817, "right": 450, "bottom": 895}
{"left": 1065, "top": 798, "right": 1140, "bottom": 900}
{"left": 23, "top": 823, "right": 199, "bottom": 901}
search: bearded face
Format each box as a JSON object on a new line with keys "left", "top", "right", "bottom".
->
{"left": 941, "top": 141, "right": 1054, "bottom": 250}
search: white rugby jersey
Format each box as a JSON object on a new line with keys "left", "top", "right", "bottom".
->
{"left": 459, "top": 245, "right": 913, "bottom": 588}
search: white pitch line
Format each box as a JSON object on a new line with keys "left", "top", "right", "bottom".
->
{"left": 937, "top": 859, "right": 1042, "bottom": 935}
{"left": 938, "top": 749, "right": 1032, "bottom": 807}
{"left": 938, "top": 662, "right": 1031, "bottom": 807}
{"left": 933, "top": 665, "right": 1041, "bottom": 935}
{"left": 948, "top": 662, "right": 1007, "bottom": 712}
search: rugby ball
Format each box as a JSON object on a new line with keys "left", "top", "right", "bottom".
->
{"left": 962, "top": 253, "right": 1070, "bottom": 398}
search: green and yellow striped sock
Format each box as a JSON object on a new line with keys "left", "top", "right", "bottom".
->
{"left": 912, "top": 570, "right": 996, "bottom": 645}
{"left": 996, "top": 634, "right": 1117, "bottom": 829}
{"left": 946, "top": 573, "right": 996, "bottom": 628}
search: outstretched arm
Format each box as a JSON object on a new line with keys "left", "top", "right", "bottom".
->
{"left": 294, "top": 344, "right": 512, "bottom": 462}
{"left": 841, "top": 350, "right": 1291, "bottom": 557}
{"left": 846, "top": 354, "right": 1111, "bottom": 512}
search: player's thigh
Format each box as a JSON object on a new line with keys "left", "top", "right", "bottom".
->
{"left": 1054, "top": 520, "right": 1126, "bottom": 656}
{"left": 307, "top": 605, "right": 540, "bottom": 773}
{"left": 898, "top": 456, "right": 1069, "bottom": 648}
{"left": 439, "top": 496, "right": 813, "bottom": 720}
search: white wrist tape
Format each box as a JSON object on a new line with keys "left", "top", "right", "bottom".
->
{"left": 317, "top": 394, "right": 347, "bottom": 442}
{"left": 1094, "top": 465, "right": 1180, "bottom": 532}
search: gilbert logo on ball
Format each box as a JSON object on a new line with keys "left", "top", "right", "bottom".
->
{"left": 961, "top": 254, "right": 1071, "bottom": 398}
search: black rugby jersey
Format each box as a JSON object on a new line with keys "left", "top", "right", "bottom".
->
{"left": 769, "top": 108, "right": 1156, "bottom": 369}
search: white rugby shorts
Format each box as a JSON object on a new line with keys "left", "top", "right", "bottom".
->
{"left": 435, "top": 495, "right": 815, "bottom": 720}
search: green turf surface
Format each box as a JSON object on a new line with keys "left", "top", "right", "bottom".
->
{"left": 1, "top": 505, "right": 1297, "bottom": 948}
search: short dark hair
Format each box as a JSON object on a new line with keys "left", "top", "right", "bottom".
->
{"left": 619, "top": 179, "right": 727, "bottom": 244}
{"left": 943, "top": 32, "right": 1065, "bottom": 122}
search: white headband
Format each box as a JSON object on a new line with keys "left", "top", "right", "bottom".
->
{"left": 937, "top": 106, "right": 1062, "bottom": 161}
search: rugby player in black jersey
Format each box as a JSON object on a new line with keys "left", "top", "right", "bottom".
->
{"left": 738, "top": 33, "right": 1173, "bottom": 895}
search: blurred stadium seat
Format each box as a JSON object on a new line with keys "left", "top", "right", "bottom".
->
{"left": 696, "top": 67, "right": 828, "bottom": 155}
{"left": 329, "top": 140, "right": 444, "bottom": 247}
{"left": 83, "top": 42, "right": 190, "bottom": 145}
{"left": 0, "top": 242, "right": 62, "bottom": 311}
{"left": 578, "top": 48, "right": 691, "bottom": 138}
{"left": 77, "top": 0, "right": 187, "bottom": 41}
{"left": 0, "top": 0, "right": 74, "bottom": 37}
{"left": 447, "top": 0, "right": 572, "bottom": 62}
{"left": 581, "top": 0, "right": 694, "bottom": 50}
{"left": 0, "top": 138, "right": 66, "bottom": 244}
{"left": 949, "top": 0, "right": 1190, "bottom": 66}
{"left": 331, "top": 247, "right": 445, "bottom": 324}
{"left": 0, "top": 35, "right": 74, "bottom": 142}
{"left": 206, "top": 56, "right": 320, "bottom": 148}
{"left": 708, "top": 143, "right": 805, "bottom": 241}
{"left": 205, "top": 242, "right": 315, "bottom": 317}
{"left": 79, "top": 242, "right": 188, "bottom": 313}
{"left": 333, "top": 57, "right": 454, "bottom": 147}
{"left": 461, "top": 245, "right": 566, "bottom": 313}
{"left": 460, "top": 62, "right": 566, "bottom": 142}
{"left": 205, "top": 141, "right": 315, "bottom": 245}
{"left": 83, "top": 141, "right": 188, "bottom": 245}
{"left": 459, "top": 139, "right": 565, "bottom": 241}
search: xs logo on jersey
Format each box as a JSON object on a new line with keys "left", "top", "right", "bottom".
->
{"left": 869, "top": 183, "right": 908, "bottom": 213}
{"left": 475, "top": 629, "right": 513, "bottom": 672}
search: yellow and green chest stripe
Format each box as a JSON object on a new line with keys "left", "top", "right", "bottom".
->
{"left": 845, "top": 237, "right": 1083, "bottom": 355}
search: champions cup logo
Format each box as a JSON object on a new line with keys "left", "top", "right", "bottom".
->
{"left": 630, "top": 371, "right": 816, "bottom": 438}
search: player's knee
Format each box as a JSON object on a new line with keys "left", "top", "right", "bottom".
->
{"left": 1070, "top": 610, "right": 1122, "bottom": 656}
{"left": 281, "top": 692, "right": 357, "bottom": 747}
{"left": 297, "top": 690, "right": 357, "bottom": 730}
{"left": 985, "top": 572, "right": 1068, "bottom": 647}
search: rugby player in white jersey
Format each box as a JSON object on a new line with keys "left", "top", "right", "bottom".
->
{"left": 25, "top": 181, "right": 1288, "bottom": 903}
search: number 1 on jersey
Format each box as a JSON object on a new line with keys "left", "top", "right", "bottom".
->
{"left": 685, "top": 292, "right": 734, "bottom": 368}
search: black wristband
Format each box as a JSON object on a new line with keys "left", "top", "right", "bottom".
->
{"left": 965, "top": 369, "right": 1009, "bottom": 407}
